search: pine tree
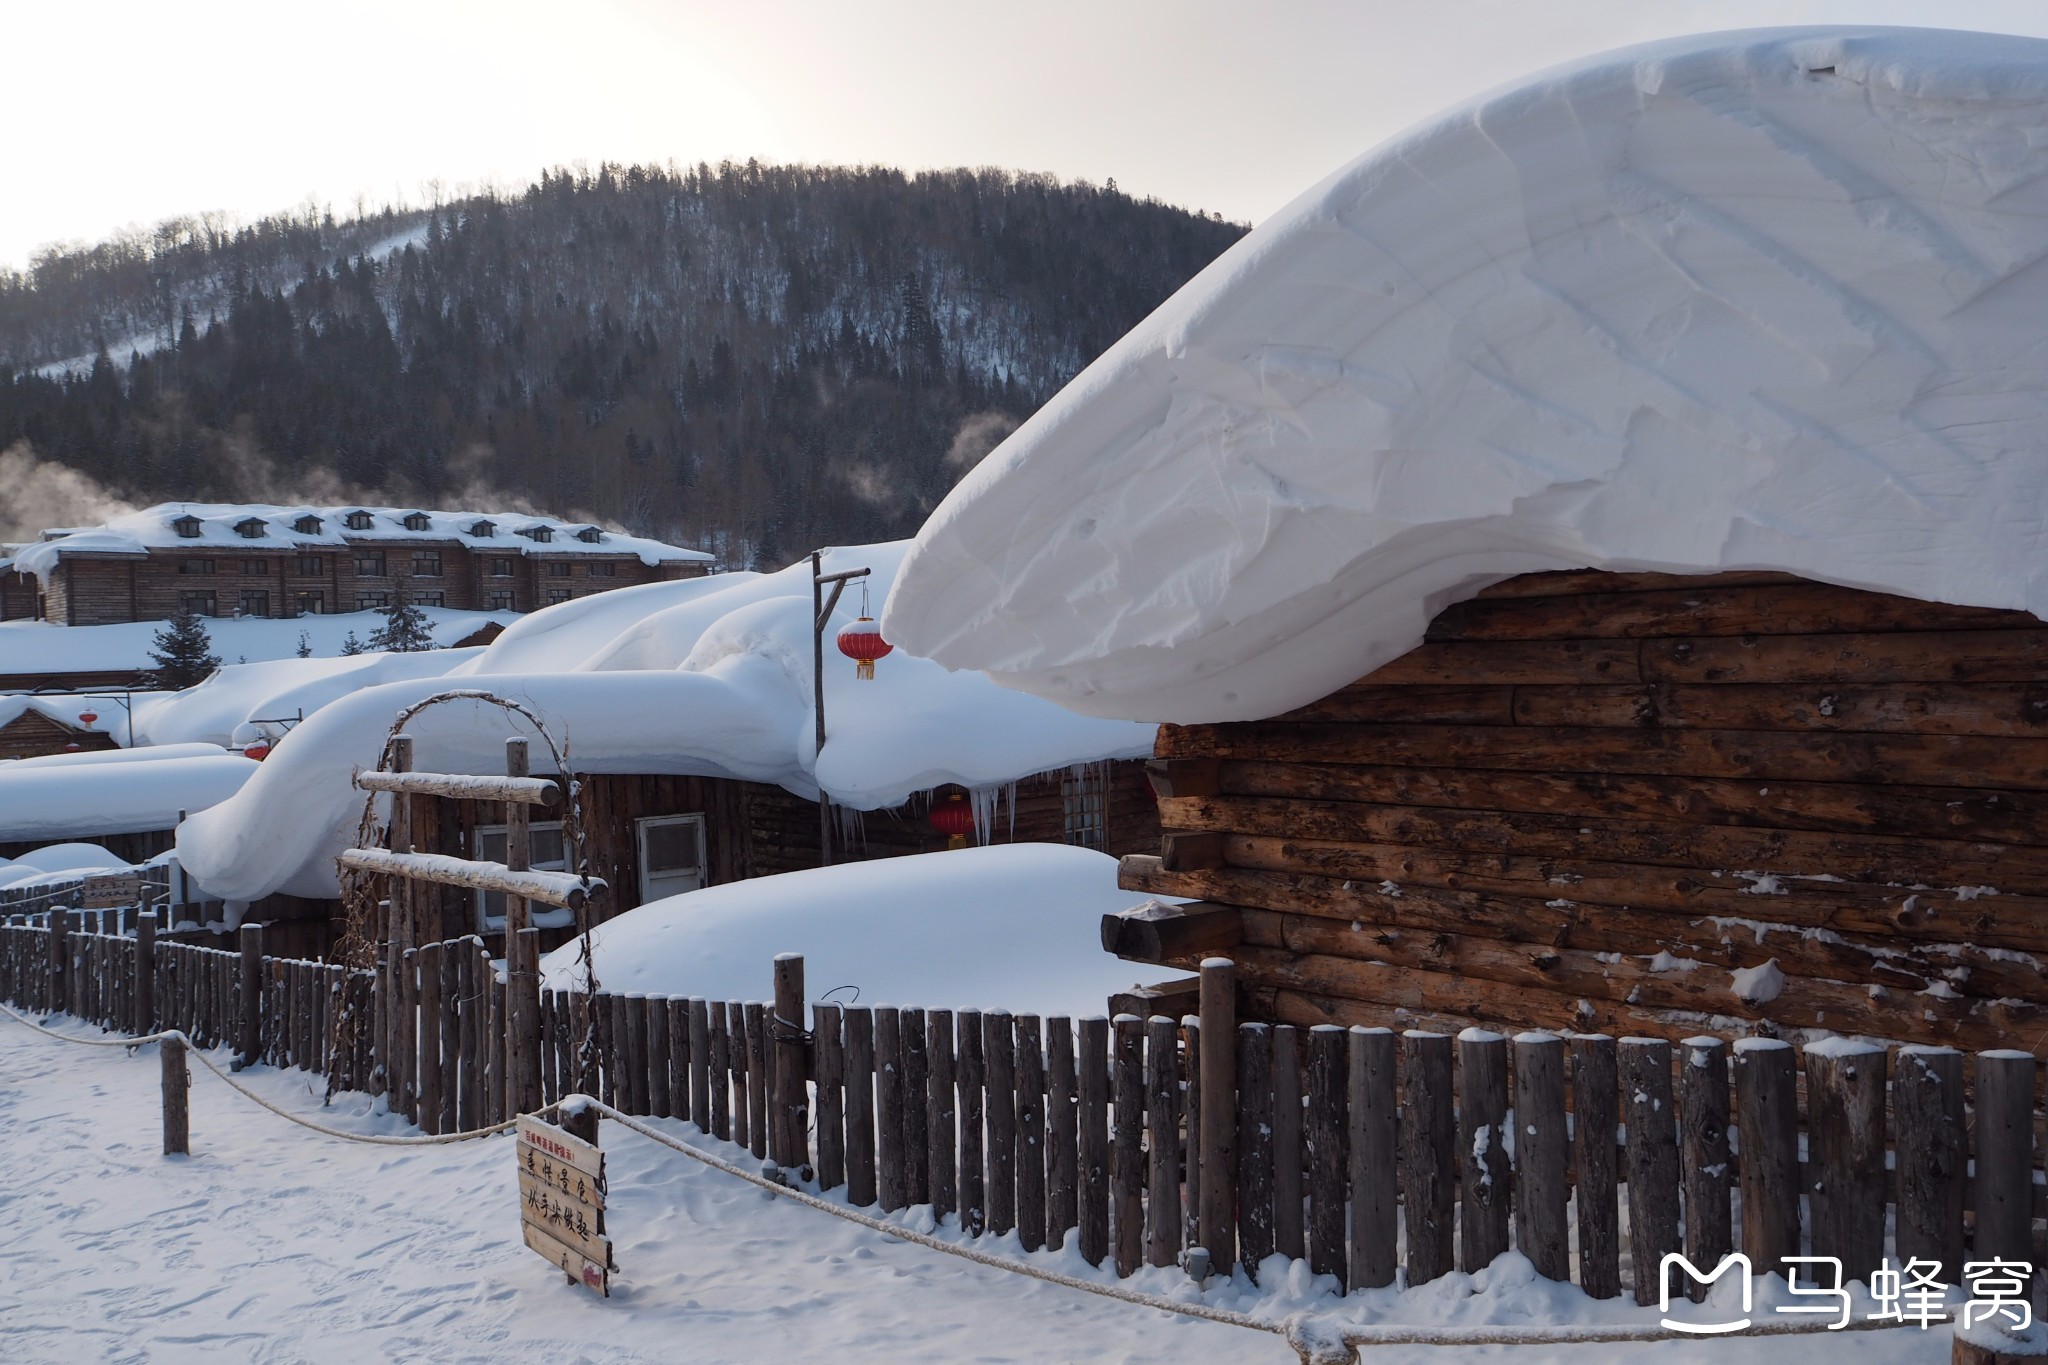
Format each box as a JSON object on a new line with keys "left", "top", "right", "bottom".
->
{"left": 368, "top": 593, "right": 436, "bottom": 652}
{"left": 296, "top": 631, "right": 313, "bottom": 658}
{"left": 147, "top": 609, "right": 222, "bottom": 689}
{"left": 340, "top": 631, "right": 365, "bottom": 656}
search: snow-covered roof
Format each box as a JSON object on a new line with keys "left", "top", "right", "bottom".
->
{"left": 177, "top": 542, "right": 1156, "bottom": 901}
{"left": 0, "top": 607, "right": 511, "bottom": 679}
{"left": 0, "top": 745, "right": 253, "bottom": 842}
{"left": 886, "top": 27, "right": 2048, "bottom": 724}
{"left": 538, "top": 844, "right": 1168, "bottom": 1018}
{"left": 132, "top": 649, "right": 485, "bottom": 748}
{"left": 0, "top": 694, "right": 124, "bottom": 743}
{"left": 9, "top": 502, "right": 712, "bottom": 579}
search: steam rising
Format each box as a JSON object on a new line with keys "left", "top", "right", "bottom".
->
{"left": 946, "top": 411, "right": 1019, "bottom": 469}
{"left": 0, "top": 442, "right": 137, "bottom": 542}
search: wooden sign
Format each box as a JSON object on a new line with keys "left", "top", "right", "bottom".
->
{"left": 81, "top": 872, "right": 143, "bottom": 909}
{"left": 516, "top": 1114, "right": 611, "bottom": 1296}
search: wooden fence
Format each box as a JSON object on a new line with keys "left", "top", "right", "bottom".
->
{"left": 5, "top": 916, "right": 2042, "bottom": 1301}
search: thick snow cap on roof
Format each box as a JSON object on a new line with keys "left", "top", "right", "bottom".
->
{"left": 0, "top": 746, "right": 252, "bottom": 842}
{"left": 886, "top": 27, "right": 2048, "bottom": 724}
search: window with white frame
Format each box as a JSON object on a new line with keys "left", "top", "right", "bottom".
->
{"left": 636, "top": 814, "right": 706, "bottom": 904}
{"left": 472, "top": 820, "right": 568, "bottom": 931}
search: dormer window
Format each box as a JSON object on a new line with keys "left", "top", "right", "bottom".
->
{"left": 467, "top": 520, "right": 496, "bottom": 538}
{"left": 170, "top": 515, "right": 203, "bottom": 539}
{"left": 235, "top": 517, "right": 268, "bottom": 539}
{"left": 401, "top": 512, "right": 432, "bottom": 532}
{"left": 523, "top": 525, "right": 554, "bottom": 543}
{"left": 293, "top": 515, "right": 323, "bottom": 535}
{"left": 575, "top": 527, "right": 604, "bottom": 544}
{"left": 343, "top": 511, "right": 374, "bottom": 531}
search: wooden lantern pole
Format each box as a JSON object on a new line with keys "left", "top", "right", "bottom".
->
{"left": 808, "top": 552, "right": 870, "bottom": 868}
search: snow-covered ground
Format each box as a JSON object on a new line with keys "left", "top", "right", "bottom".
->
{"left": 0, "top": 1012, "right": 1955, "bottom": 1364}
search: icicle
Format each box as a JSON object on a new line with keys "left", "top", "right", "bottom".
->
{"left": 834, "top": 802, "right": 867, "bottom": 855}
{"left": 969, "top": 783, "right": 1005, "bottom": 846}
{"left": 1005, "top": 780, "right": 1018, "bottom": 842}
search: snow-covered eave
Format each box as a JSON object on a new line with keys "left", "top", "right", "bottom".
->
{"left": 885, "top": 26, "right": 2048, "bottom": 725}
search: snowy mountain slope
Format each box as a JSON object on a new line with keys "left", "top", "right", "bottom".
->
{"left": 887, "top": 27, "right": 2048, "bottom": 723}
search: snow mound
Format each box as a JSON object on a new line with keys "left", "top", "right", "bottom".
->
{"left": 539, "top": 845, "right": 1164, "bottom": 1017}
{"left": 886, "top": 27, "right": 2048, "bottom": 723}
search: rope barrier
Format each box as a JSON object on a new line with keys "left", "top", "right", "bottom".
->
{"left": 0, "top": 1000, "right": 519, "bottom": 1145}
{"left": 0, "top": 999, "right": 1934, "bottom": 1360}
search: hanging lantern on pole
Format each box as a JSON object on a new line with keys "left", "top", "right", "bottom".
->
{"left": 77, "top": 710, "right": 98, "bottom": 726}
{"left": 929, "top": 792, "right": 976, "bottom": 850}
{"left": 834, "top": 583, "right": 892, "bottom": 680}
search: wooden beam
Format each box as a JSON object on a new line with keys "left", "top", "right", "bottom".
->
{"left": 337, "top": 848, "right": 602, "bottom": 910}
{"left": 1216, "top": 757, "right": 2048, "bottom": 847}
{"left": 1160, "top": 831, "right": 1226, "bottom": 871}
{"left": 1156, "top": 793, "right": 2048, "bottom": 890}
{"left": 1428, "top": 583, "right": 2037, "bottom": 643}
{"left": 1157, "top": 719, "right": 2048, "bottom": 792}
{"left": 1509, "top": 681, "right": 2048, "bottom": 739}
{"left": 1099, "top": 900, "right": 1242, "bottom": 963}
{"left": 1142, "top": 758, "right": 1220, "bottom": 799}
{"left": 1107, "top": 977, "right": 1199, "bottom": 1021}
{"left": 355, "top": 769, "right": 561, "bottom": 807}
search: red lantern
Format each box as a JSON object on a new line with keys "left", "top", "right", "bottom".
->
{"left": 77, "top": 710, "right": 98, "bottom": 726}
{"left": 836, "top": 616, "right": 893, "bottom": 680}
{"left": 63, "top": 742, "right": 82, "bottom": 752}
{"left": 243, "top": 741, "right": 271, "bottom": 761}
{"left": 928, "top": 792, "right": 976, "bottom": 850}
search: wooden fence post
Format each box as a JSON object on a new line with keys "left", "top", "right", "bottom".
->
{"left": 1236, "top": 1022, "right": 1274, "bottom": 1273}
{"left": 929, "top": 1009, "right": 958, "bottom": 1225}
{"left": 417, "top": 941, "right": 445, "bottom": 1133}
{"left": 1349, "top": 1027, "right": 1397, "bottom": 1290}
{"left": 1047, "top": 1016, "right": 1078, "bottom": 1250}
{"left": 622, "top": 993, "right": 650, "bottom": 1116}
{"left": 838, "top": 1004, "right": 874, "bottom": 1208}
{"left": 1077, "top": 1015, "right": 1109, "bottom": 1265}
{"left": 689, "top": 997, "right": 713, "bottom": 1133}
{"left": 664, "top": 996, "right": 688, "bottom": 1122}
{"left": 509, "top": 927, "right": 543, "bottom": 1118}
{"left": 772, "top": 954, "right": 807, "bottom": 1171}
{"left": 1806, "top": 1040, "right": 1887, "bottom": 1286}
{"left": 815, "top": 1003, "right": 846, "bottom": 1190}
{"left": 1307, "top": 1024, "right": 1347, "bottom": 1280}
{"left": 162, "top": 1034, "right": 189, "bottom": 1155}
{"left": 1620, "top": 1037, "right": 1679, "bottom": 1307}
{"left": 902, "top": 1006, "right": 929, "bottom": 1204}
{"left": 985, "top": 1010, "right": 1016, "bottom": 1235}
{"left": 1112, "top": 1013, "right": 1144, "bottom": 1277}
{"left": 1895, "top": 1045, "right": 1965, "bottom": 1284}
{"left": 1144, "top": 1015, "right": 1181, "bottom": 1268}
{"left": 1678, "top": 1036, "right": 1732, "bottom": 1300}
{"left": 1512, "top": 1032, "right": 1569, "bottom": 1283}
{"left": 236, "top": 925, "right": 264, "bottom": 1072}
{"left": 1272, "top": 1025, "right": 1304, "bottom": 1264}
{"left": 1197, "top": 957, "right": 1236, "bottom": 1273}
{"left": 1401, "top": 1030, "right": 1454, "bottom": 1286}
{"left": 1733, "top": 1038, "right": 1799, "bottom": 1282}
{"left": 1016, "top": 1014, "right": 1047, "bottom": 1250}
{"left": 47, "top": 907, "right": 70, "bottom": 1015}
{"left": 1974, "top": 1050, "right": 2036, "bottom": 1268}
{"left": 134, "top": 912, "right": 156, "bottom": 1036}
{"left": 876, "top": 1007, "right": 905, "bottom": 1210}
{"left": 959, "top": 1009, "right": 986, "bottom": 1235}
{"left": 1457, "top": 1029, "right": 1510, "bottom": 1274}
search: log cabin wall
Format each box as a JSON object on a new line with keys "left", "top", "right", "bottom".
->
{"left": 411, "top": 759, "right": 1161, "bottom": 945}
{"left": 1118, "top": 569, "right": 2048, "bottom": 1055}
{"left": 0, "top": 711, "right": 120, "bottom": 761}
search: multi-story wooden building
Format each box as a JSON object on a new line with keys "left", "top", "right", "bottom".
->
{"left": 1, "top": 503, "right": 714, "bottom": 626}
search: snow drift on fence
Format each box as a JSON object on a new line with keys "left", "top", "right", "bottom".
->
{"left": 538, "top": 844, "right": 1169, "bottom": 1017}
{"left": 177, "top": 543, "right": 1154, "bottom": 902}
{"left": 886, "top": 26, "right": 2048, "bottom": 723}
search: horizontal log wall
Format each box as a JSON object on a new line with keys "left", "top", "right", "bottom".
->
{"left": 1131, "top": 570, "right": 2048, "bottom": 1053}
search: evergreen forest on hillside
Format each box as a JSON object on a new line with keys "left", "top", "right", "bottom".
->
{"left": 0, "top": 162, "right": 1245, "bottom": 564}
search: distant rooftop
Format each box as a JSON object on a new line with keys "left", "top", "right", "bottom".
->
{"left": 9, "top": 502, "right": 714, "bottom": 579}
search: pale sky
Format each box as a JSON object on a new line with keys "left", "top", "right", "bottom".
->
{"left": 10, "top": 0, "right": 2048, "bottom": 270}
